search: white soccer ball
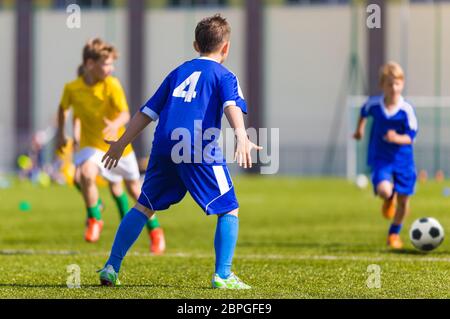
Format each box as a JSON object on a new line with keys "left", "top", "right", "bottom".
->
{"left": 355, "top": 174, "right": 369, "bottom": 189}
{"left": 409, "top": 217, "right": 444, "bottom": 252}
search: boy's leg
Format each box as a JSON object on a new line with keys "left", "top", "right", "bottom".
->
{"left": 387, "top": 195, "right": 410, "bottom": 249}
{"left": 373, "top": 165, "right": 396, "bottom": 220}
{"left": 214, "top": 209, "right": 239, "bottom": 279}
{"left": 80, "top": 161, "right": 99, "bottom": 208}
{"left": 212, "top": 208, "right": 250, "bottom": 289}
{"left": 377, "top": 181, "right": 397, "bottom": 219}
{"left": 100, "top": 155, "right": 185, "bottom": 285}
{"left": 376, "top": 180, "right": 394, "bottom": 200}
{"left": 393, "top": 195, "right": 409, "bottom": 225}
{"left": 125, "top": 179, "right": 166, "bottom": 254}
{"left": 75, "top": 166, "right": 104, "bottom": 211}
{"left": 176, "top": 163, "right": 250, "bottom": 289}
{"left": 387, "top": 168, "right": 416, "bottom": 249}
{"left": 100, "top": 202, "right": 154, "bottom": 286}
{"left": 73, "top": 167, "right": 82, "bottom": 192}
{"left": 109, "top": 181, "right": 128, "bottom": 219}
{"left": 80, "top": 161, "right": 104, "bottom": 242}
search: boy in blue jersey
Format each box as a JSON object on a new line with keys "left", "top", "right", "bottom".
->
{"left": 97, "top": 14, "right": 262, "bottom": 288}
{"left": 353, "top": 62, "right": 418, "bottom": 249}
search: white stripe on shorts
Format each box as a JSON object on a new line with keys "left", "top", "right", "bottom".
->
{"left": 213, "top": 166, "right": 230, "bottom": 195}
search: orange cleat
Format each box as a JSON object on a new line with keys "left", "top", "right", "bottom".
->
{"left": 149, "top": 228, "right": 166, "bottom": 255}
{"left": 382, "top": 193, "right": 397, "bottom": 220}
{"left": 387, "top": 233, "right": 404, "bottom": 250}
{"left": 85, "top": 218, "right": 104, "bottom": 243}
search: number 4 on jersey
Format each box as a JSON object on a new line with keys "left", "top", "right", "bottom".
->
{"left": 172, "top": 71, "right": 202, "bottom": 103}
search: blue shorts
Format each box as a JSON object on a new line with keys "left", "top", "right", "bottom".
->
{"left": 371, "top": 162, "right": 417, "bottom": 196}
{"left": 137, "top": 156, "right": 239, "bottom": 215}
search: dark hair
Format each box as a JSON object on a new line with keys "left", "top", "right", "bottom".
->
{"left": 195, "top": 14, "right": 231, "bottom": 54}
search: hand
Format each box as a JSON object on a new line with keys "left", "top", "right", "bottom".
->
{"left": 353, "top": 130, "right": 363, "bottom": 140}
{"left": 384, "top": 130, "right": 398, "bottom": 143}
{"left": 101, "top": 140, "right": 125, "bottom": 170}
{"left": 56, "top": 133, "right": 68, "bottom": 152}
{"left": 102, "top": 118, "right": 120, "bottom": 140}
{"left": 234, "top": 137, "right": 263, "bottom": 169}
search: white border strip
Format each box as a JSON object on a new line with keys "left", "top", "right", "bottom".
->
{"left": 213, "top": 165, "right": 230, "bottom": 195}
{"left": 223, "top": 100, "right": 236, "bottom": 109}
{"left": 141, "top": 106, "right": 159, "bottom": 121}
{"left": 2, "top": 250, "right": 450, "bottom": 263}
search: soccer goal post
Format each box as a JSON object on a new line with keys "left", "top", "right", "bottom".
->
{"left": 346, "top": 95, "right": 450, "bottom": 180}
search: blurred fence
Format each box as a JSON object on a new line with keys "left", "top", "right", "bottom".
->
{"left": 1, "top": 1, "right": 450, "bottom": 176}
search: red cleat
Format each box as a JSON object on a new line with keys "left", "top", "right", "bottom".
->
{"left": 149, "top": 228, "right": 166, "bottom": 255}
{"left": 85, "top": 218, "right": 104, "bottom": 243}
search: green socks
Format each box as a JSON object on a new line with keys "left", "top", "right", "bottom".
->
{"left": 113, "top": 193, "right": 129, "bottom": 219}
{"left": 87, "top": 201, "right": 102, "bottom": 221}
{"left": 78, "top": 182, "right": 103, "bottom": 221}
{"left": 75, "top": 183, "right": 103, "bottom": 210}
{"left": 113, "top": 192, "right": 161, "bottom": 231}
{"left": 146, "top": 216, "right": 161, "bottom": 231}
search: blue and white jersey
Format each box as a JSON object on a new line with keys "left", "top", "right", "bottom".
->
{"left": 140, "top": 57, "right": 247, "bottom": 164}
{"left": 360, "top": 95, "right": 418, "bottom": 168}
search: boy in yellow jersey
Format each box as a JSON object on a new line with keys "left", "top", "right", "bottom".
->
{"left": 56, "top": 38, "right": 165, "bottom": 253}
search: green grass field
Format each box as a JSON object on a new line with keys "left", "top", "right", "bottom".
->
{"left": 1, "top": 176, "right": 450, "bottom": 299}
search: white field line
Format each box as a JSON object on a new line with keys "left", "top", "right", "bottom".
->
{"left": 1, "top": 249, "right": 450, "bottom": 263}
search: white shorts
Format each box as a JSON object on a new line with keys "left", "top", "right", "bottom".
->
{"left": 74, "top": 147, "right": 140, "bottom": 183}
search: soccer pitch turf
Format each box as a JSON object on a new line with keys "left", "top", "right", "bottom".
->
{"left": 1, "top": 176, "right": 450, "bottom": 299}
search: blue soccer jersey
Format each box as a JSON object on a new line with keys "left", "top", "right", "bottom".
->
{"left": 140, "top": 57, "right": 247, "bottom": 164}
{"left": 137, "top": 57, "right": 245, "bottom": 215}
{"left": 360, "top": 95, "right": 418, "bottom": 169}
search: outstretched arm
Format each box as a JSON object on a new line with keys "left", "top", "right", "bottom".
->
{"left": 102, "top": 112, "right": 153, "bottom": 169}
{"left": 224, "top": 105, "right": 263, "bottom": 169}
{"left": 56, "top": 105, "right": 70, "bottom": 152}
{"left": 102, "top": 111, "right": 131, "bottom": 140}
{"left": 73, "top": 117, "right": 81, "bottom": 150}
{"left": 353, "top": 117, "right": 367, "bottom": 140}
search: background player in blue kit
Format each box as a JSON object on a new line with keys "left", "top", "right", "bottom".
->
{"left": 353, "top": 62, "right": 418, "bottom": 250}
{"left": 98, "top": 14, "right": 262, "bottom": 288}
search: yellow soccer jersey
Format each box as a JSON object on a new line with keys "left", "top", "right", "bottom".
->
{"left": 60, "top": 76, "right": 133, "bottom": 156}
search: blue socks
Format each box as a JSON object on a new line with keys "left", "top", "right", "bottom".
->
{"left": 389, "top": 223, "right": 402, "bottom": 235}
{"left": 105, "top": 208, "right": 148, "bottom": 273}
{"left": 105, "top": 209, "right": 239, "bottom": 278}
{"left": 214, "top": 214, "right": 239, "bottom": 279}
